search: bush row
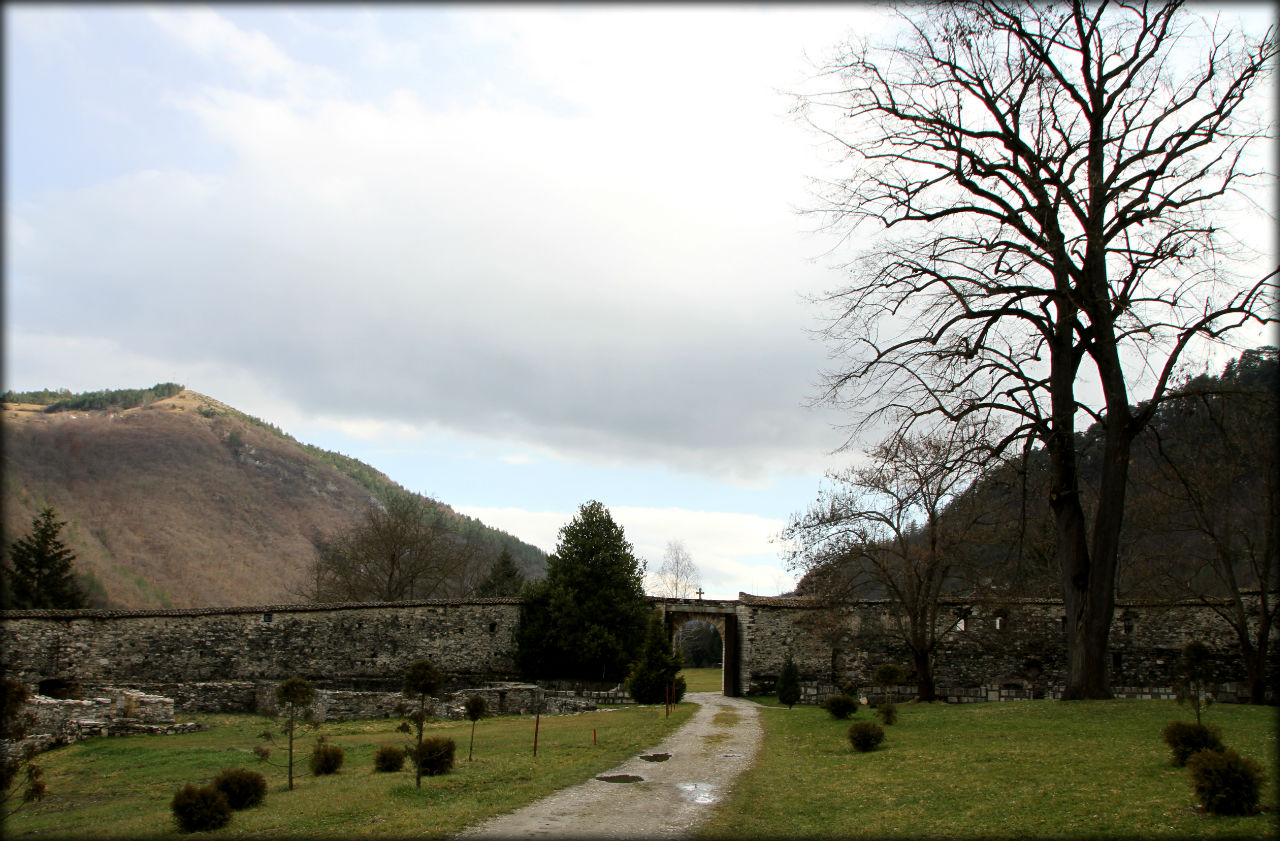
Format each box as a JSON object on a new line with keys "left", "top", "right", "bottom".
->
{"left": 1161, "top": 720, "right": 1264, "bottom": 816}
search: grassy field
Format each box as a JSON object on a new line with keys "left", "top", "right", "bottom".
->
{"left": 696, "top": 697, "right": 1277, "bottom": 839}
{"left": 9, "top": 693, "right": 1275, "bottom": 839}
{"left": 5, "top": 703, "right": 695, "bottom": 839}
{"left": 680, "top": 667, "right": 723, "bottom": 692}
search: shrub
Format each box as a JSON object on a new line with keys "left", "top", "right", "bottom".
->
{"left": 212, "top": 767, "right": 266, "bottom": 810}
{"left": 309, "top": 738, "right": 344, "bottom": 775}
{"left": 627, "top": 616, "right": 686, "bottom": 704}
{"left": 848, "top": 721, "right": 886, "bottom": 752}
{"left": 821, "top": 694, "right": 859, "bottom": 720}
{"left": 373, "top": 745, "right": 406, "bottom": 773}
{"left": 876, "top": 701, "right": 899, "bottom": 725}
{"left": 873, "top": 663, "right": 909, "bottom": 686}
{"left": 1161, "top": 720, "right": 1224, "bottom": 766}
{"left": 410, "top": 736, "right": 456, "bottom": 777}
{"left": 1187, "top": 748, "right": 1264, "bottom": 815}
{"left": 171, "top": 783, "right": 232, "bottom": 833}
{"left": 777, "top": 656, "right": 801, "bottom": 709}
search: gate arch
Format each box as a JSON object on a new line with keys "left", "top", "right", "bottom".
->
{"left": 651, "top": 598, "right": 743, "bottom": 696}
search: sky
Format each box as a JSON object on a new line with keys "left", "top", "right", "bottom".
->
{"left": 5, "top": 4, "right": 1275, "bottom": 601}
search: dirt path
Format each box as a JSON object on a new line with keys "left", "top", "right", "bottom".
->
{"left": 455, "top": 692, "right": 763, "bottom": 839}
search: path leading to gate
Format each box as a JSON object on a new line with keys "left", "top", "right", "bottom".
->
{"left": 455, "top": 692, "right": 763, "bottom": 839}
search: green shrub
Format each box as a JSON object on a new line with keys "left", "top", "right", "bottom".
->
{"left": 873, "top": 663, "right": 909, "bottom": 686}
{"left": 1187, "top": 748, "right": 1264, "bottom": 815}
{"left": 1161, "top": 720, "right": 1224, "bottom": 766}
{"left": 171, "top": 783, "right": 232, "bottom": 833}
{"left": 410, "top": 736, "right": 456, "bottom": 777}
{"left": 627, "top": 616, "right": 687, "bottom": 704}
{"left": 876, "top": 701, "right": 899, "bottom": 725}
{"left": 373, "top": 745, "right": 406, "bottom": 773}
{"left": 821, "top": 694, "right": 859, "bottom": 720}
{"left": 211, "top": 767, "right": 266, "bottom": 810}
{"left": 777, "top": 656, "right": 801, "bottom": 709}
{"left": 848, "top": 721, "right": 886, "bottom": 752}
{"left": 309, "top": 738, "right": 344, "bottom": 775}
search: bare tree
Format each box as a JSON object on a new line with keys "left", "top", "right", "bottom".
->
{"left": 655, "top": 539, "right": 702, "bottom": 599}
{"left": 305, "top": 493, "right": 483, "bottom": 603}
{"left": 785, "top": 424, "right": 991, "bottom": 701}
{"left": 797, "top": 0, "right": 1277, "bottom": 698}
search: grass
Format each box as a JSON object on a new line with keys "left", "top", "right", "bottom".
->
{"left": 5, "top": 703, "right": 695, "bottom": 839}
{"left": 696, "top": 698, "right": 1277, "bottom": 839}
{"left": 11, "top": 693, "right": 1275, "bottom": 839}
{"left": 680, "top": 667, "right": 723, "bottom": 693}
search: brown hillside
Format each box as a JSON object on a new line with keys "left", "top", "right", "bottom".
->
{"left": 2, "top": 390, "right": 377, "bottom": 608}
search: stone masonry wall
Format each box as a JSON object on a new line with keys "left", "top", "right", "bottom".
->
{"left": 1, "top": 599, "right": 522, "bottom": 689}
{"left": 3, "top": 595, "right": 1274, "bottom": 711}
{"left": 738, "top": 595, "right": 1278, "bottom": 703}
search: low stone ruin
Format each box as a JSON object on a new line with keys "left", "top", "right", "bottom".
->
{"left": 5, "top": 689, "right": 207, "bottom": 758}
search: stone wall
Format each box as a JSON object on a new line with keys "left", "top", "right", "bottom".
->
{"left": 735, "top": 594, "right": 1278, "bottom": 703}
{"left": 3, "top": 594, "right": 1274, "bottom": 711}
{"left": 5, "top": 691, "right": 206, "bottom": 758}
{"left": 1, "top": 598, "right": 521, "bottom": 688}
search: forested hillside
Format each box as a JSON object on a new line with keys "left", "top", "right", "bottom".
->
{"left": 2, "top": 387, "right": 545, "bottom": 609}
{"left": 796, "top": 347, "right": 1278, "bottom": 603}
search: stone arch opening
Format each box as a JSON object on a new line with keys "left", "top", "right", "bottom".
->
{"left": 674, "top": 619, "right": 722, "bottom": 669}
{"left": 652, "top": 598, "right": 741, "bottom": 696}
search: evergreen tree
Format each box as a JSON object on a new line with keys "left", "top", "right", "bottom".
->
{"left": 515, "top": 500, "right": 648, "bottom": 682}
{"left": 4, "top": 508, "right": 85, "bottom": 609}
{"left": 472, "top": 549, "right": 526, "bottom": 598}
{"left": 626, "top": 615, "right": 687, "bottom": 704}
{"left": 777, "top": 655, "right": 801, "bottom": 709}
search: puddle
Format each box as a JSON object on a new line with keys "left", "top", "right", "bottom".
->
{"left": 717, "top": 752, "right": 743, "bottom": 759}
{"left": 597, "top": 774, "right": 644, "bottom": 783}
{"left": 639, "top": 753, "right": 670, "bottom": 762}
{"left": 676, "top": 782, "right": 719, "bottom": 805}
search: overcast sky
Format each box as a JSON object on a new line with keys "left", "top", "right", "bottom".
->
{"left": 5, "top": 5, "right": 1274, "bottom": 600}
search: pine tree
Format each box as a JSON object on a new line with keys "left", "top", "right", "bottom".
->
{"left": 4, "top": 508, "right": 85, "bottom": 609}
{"left": 472, "top": 549, "right": 525, "bottom": 598}
{"left": 777, "top": 655, "right": 801, "bottom": 709}
{"left": 515, "top": 501, "right": 648, "bottom": 682}
{"left": 626, "top": 615, "right": 686, "bottom": 704}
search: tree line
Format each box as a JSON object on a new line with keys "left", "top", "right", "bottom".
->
{"left": 2, "top": 383, "right": 184, "bottom": 413}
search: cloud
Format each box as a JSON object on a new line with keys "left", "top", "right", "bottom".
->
{"left": 6, "top": 6, "right": 853, "bottom": 483}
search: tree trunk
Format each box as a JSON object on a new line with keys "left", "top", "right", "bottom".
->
{"left": 912, "top": 648, "right": 936, "bottom": 702}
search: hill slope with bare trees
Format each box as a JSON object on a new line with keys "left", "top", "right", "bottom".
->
{"left": 2, "top": 387, "right": 544, "bottom": 608}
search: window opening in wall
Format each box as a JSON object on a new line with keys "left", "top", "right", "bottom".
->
{"left": 1112, "top": 651, "right": 1123, "bottom": 670}
{"left": 1123, "top": 615, "right": 1134, "bottom": 635}
{"left": 955, "top": 617, "right": 967, "bottom": 632}
{"left": 995, "top": 616, "right": 1005, "bottom": 631}
{"left": 488, "top": 622, "right": 498, "bottom": 633}
{"left": 262, "top": 612, "right": 273, "bottom": 623}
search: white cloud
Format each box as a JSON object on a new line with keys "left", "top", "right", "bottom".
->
{"left": 7, "top": 7, "right": 852, "bottom": 483}
{"left": 147, "top": 6, "right": 342, "bottom": 101}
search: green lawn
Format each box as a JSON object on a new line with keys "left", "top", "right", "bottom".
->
{"left": 9, "top": 696, "right": 1274, "bottom": 839}
{"left": 680, "top": 667, "right": 723, "bottom": 693}
{"left": 5, "top": 703, "right": 695, "bottom": 839}
{"left": 696, "top": 698, "right": 1276, "bottom": 839}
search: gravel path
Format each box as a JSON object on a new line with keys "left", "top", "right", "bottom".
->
{"left": 454, "top": 692, "right": 763, "bottom": 839}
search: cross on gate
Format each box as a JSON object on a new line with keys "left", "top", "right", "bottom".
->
{"left": 695, "top": 587, "right": 704, "bottom": 600}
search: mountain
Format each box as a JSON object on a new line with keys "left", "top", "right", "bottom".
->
{"left": 1, "top": 386, "right": 546, "bottom": 609}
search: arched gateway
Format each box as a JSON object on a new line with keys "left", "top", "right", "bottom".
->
{"left": 651, "top": 597, "right": 744, "bottom": 697}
